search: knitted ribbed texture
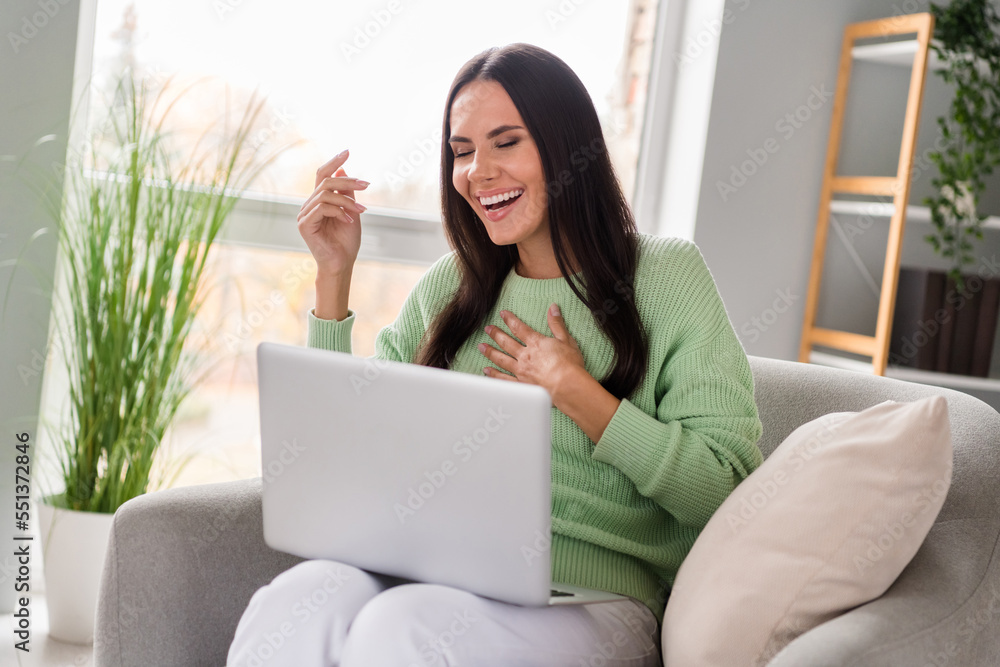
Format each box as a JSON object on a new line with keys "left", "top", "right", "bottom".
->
{"left": 306, "top": 234, "right": 763, "bottom": 622}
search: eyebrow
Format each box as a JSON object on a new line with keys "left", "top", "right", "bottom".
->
{"left": 447, "top": 124, "right": 524, "bottom": 143}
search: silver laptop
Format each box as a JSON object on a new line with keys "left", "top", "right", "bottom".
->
{"left": 256, "top": 341, "right": 628, "bottom": 607}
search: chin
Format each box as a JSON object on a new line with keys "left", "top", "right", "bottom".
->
{"left": 480, "top": 221, "right": 527, "bottom": 247}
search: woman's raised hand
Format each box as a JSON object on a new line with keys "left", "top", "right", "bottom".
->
{"left": 297, "top": 150, "right": 369, "bottom": 278}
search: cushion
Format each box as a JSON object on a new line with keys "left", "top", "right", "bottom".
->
{"left": 662, "top": 395, "right": 953, "bottom": 666}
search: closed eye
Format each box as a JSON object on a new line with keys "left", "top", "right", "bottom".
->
{"left": 452, "top": 138, "right": 519, "bottom": 159}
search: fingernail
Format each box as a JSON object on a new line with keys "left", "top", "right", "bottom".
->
{"left": 355, "top": 180, "right": 370, "bottom": 188}
{"left": 484, "top": 325, "right": 492, "bottom": 334}
{"left": 478, "top": 343, "right": 487, "bottom": 352}
{"left": 549, "top": 304, "right": 561, "bottom": 317}
{"left": 336, "top": 148, "right": 348, "bottom": 158}
{"left": 355, "top": 203, "right": 367, "bottom": 212}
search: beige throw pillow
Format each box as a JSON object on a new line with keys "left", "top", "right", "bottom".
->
{"left": 662, "top": 396, "right": 952, "bottom": 666}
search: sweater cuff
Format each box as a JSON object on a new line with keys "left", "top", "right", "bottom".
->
{"left": 592, "top": 398, "right": 679, "bottom": 479}
{"left": 307, "top": 307, "right": 355, "bottom": 352}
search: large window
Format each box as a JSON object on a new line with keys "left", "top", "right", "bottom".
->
{"left": 90, "top": 0, "right": 656, "bottom": 214}
{"left": 79, "top": 0, "right": 660, "bottom": 486}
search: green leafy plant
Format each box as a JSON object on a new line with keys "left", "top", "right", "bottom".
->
{"left": 38, "top": 73, "right": 282, "bottom": 513}
{"left": 925, "top": 0, "right": 1000, "bottom": 289}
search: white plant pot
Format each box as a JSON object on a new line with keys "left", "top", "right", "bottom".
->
{"left": 38, "top": 500, "right": 115, "bottom": 645}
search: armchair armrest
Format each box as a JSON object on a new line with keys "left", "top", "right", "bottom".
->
{"left": 748, "top": 356, "right": 1000, "bottom": 666}
{"left": 761, "top": 382, "right": 1000, "bottom": 664}
{"left": 95, "top": 478, "right": 303, "bottom": 667}
{"left": 767, "top": 515, "right": 1000, "bottom": 666}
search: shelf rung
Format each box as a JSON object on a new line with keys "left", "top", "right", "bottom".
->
{"left": 829, "top": 200, "right": 897, "bottom": 217}
{"left": 807, "top": 328, "right": 878, "bottom": 357}
{"left": 830, "top": 176, "right": 899, "bottom": 196}
{"left": 809, "top": 350, "right": 877, "bottom": 374}
{"left": 845, "top": 13, "right": 933, "bottom": 41}
{"left": 828, "top": 200, "right": 1000, "bottom": 229}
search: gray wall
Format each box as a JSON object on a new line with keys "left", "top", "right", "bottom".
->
{"left": 692, "top": 0, "right": 1000, "bottom": 366}
{"left": 0, "top": 0, "right": 87, "bottom": 612}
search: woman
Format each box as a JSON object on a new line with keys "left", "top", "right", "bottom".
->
{"left": 228, "top": 43, "right": 763, "bottom": 666}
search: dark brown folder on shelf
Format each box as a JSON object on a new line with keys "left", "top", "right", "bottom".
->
{"left": 992, "top": 302, "right": 1000, "bottom": 378}
{"left": 948, "top": 279, "right": 982, "bottom": 376}
{"left": 936, "top": 278, "right": 959, "bottom": 374}
{"left": 891, "top": 268, "right": 946, "bottom": 370}
{"left": 970, "top": 278, "right": 1000, "bottom": 378}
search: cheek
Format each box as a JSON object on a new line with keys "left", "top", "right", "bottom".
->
{"left": 522, "top": 153, "right": 546, "bottom": 197}
{"left": 530, "top": 189, "right": 549, "bottom": 219}
{"left": 526, "top": 165, "right": 547, "bottom": 202}
{"left": 451, "top": 164, "right": 467, "bottom": 195}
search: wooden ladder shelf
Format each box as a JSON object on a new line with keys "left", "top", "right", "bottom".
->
{"left": 799, "top": 13, "right": 934, "bottom": 374}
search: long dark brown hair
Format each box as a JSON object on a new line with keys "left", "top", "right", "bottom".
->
{"left": 415, "top": 43, "right": 648, "bottom": 399}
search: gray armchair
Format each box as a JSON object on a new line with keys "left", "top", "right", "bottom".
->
{"left": 94, "top": 356, "right": 1000, "bottom": 666}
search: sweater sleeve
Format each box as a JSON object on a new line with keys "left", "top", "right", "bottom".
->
{"left": 307, "top": 308, "right": 357, "bottom": 353}
{"left": 306, "top": 252, "right": 459, "bottom": 363}
{"left": 590, "top": 246, "right": 763, "bottom": 529}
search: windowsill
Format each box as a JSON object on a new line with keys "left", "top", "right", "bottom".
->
{"left": 217, "top": 190, "right": 450, "bottom": 265}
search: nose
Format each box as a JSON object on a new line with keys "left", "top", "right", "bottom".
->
{"left": 467, "top": 147, "right": 499, "bottom": 184}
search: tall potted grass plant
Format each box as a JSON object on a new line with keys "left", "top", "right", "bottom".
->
{"left": 36, "top": 72, "right": 281, "bottom": 644}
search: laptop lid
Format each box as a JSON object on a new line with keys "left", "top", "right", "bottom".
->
{"left": 257, "top": 342, "right": 554, "bottom": 606}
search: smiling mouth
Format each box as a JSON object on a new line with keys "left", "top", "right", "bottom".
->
{"left": 478, "top": 188, "right": 524, "bottom": 211}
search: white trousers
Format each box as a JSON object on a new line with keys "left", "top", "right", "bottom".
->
{"left": 227, "top": 559, "right": 662, "bottom": 666}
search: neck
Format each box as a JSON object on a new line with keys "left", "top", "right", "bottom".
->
{"left": 515, "top": 235, "right": 578, "bottom": 280}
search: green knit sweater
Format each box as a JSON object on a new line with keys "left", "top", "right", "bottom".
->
{"left": 306, "top": 233, "right": 763, "bottom": 623}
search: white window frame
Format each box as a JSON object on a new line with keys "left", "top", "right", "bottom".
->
{"left": 220, "top": 192, "right": 450, "bottom": 266}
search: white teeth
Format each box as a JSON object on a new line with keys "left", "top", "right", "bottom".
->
{"left": 477, "top": 189, "right": 523, "bottom": 207}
